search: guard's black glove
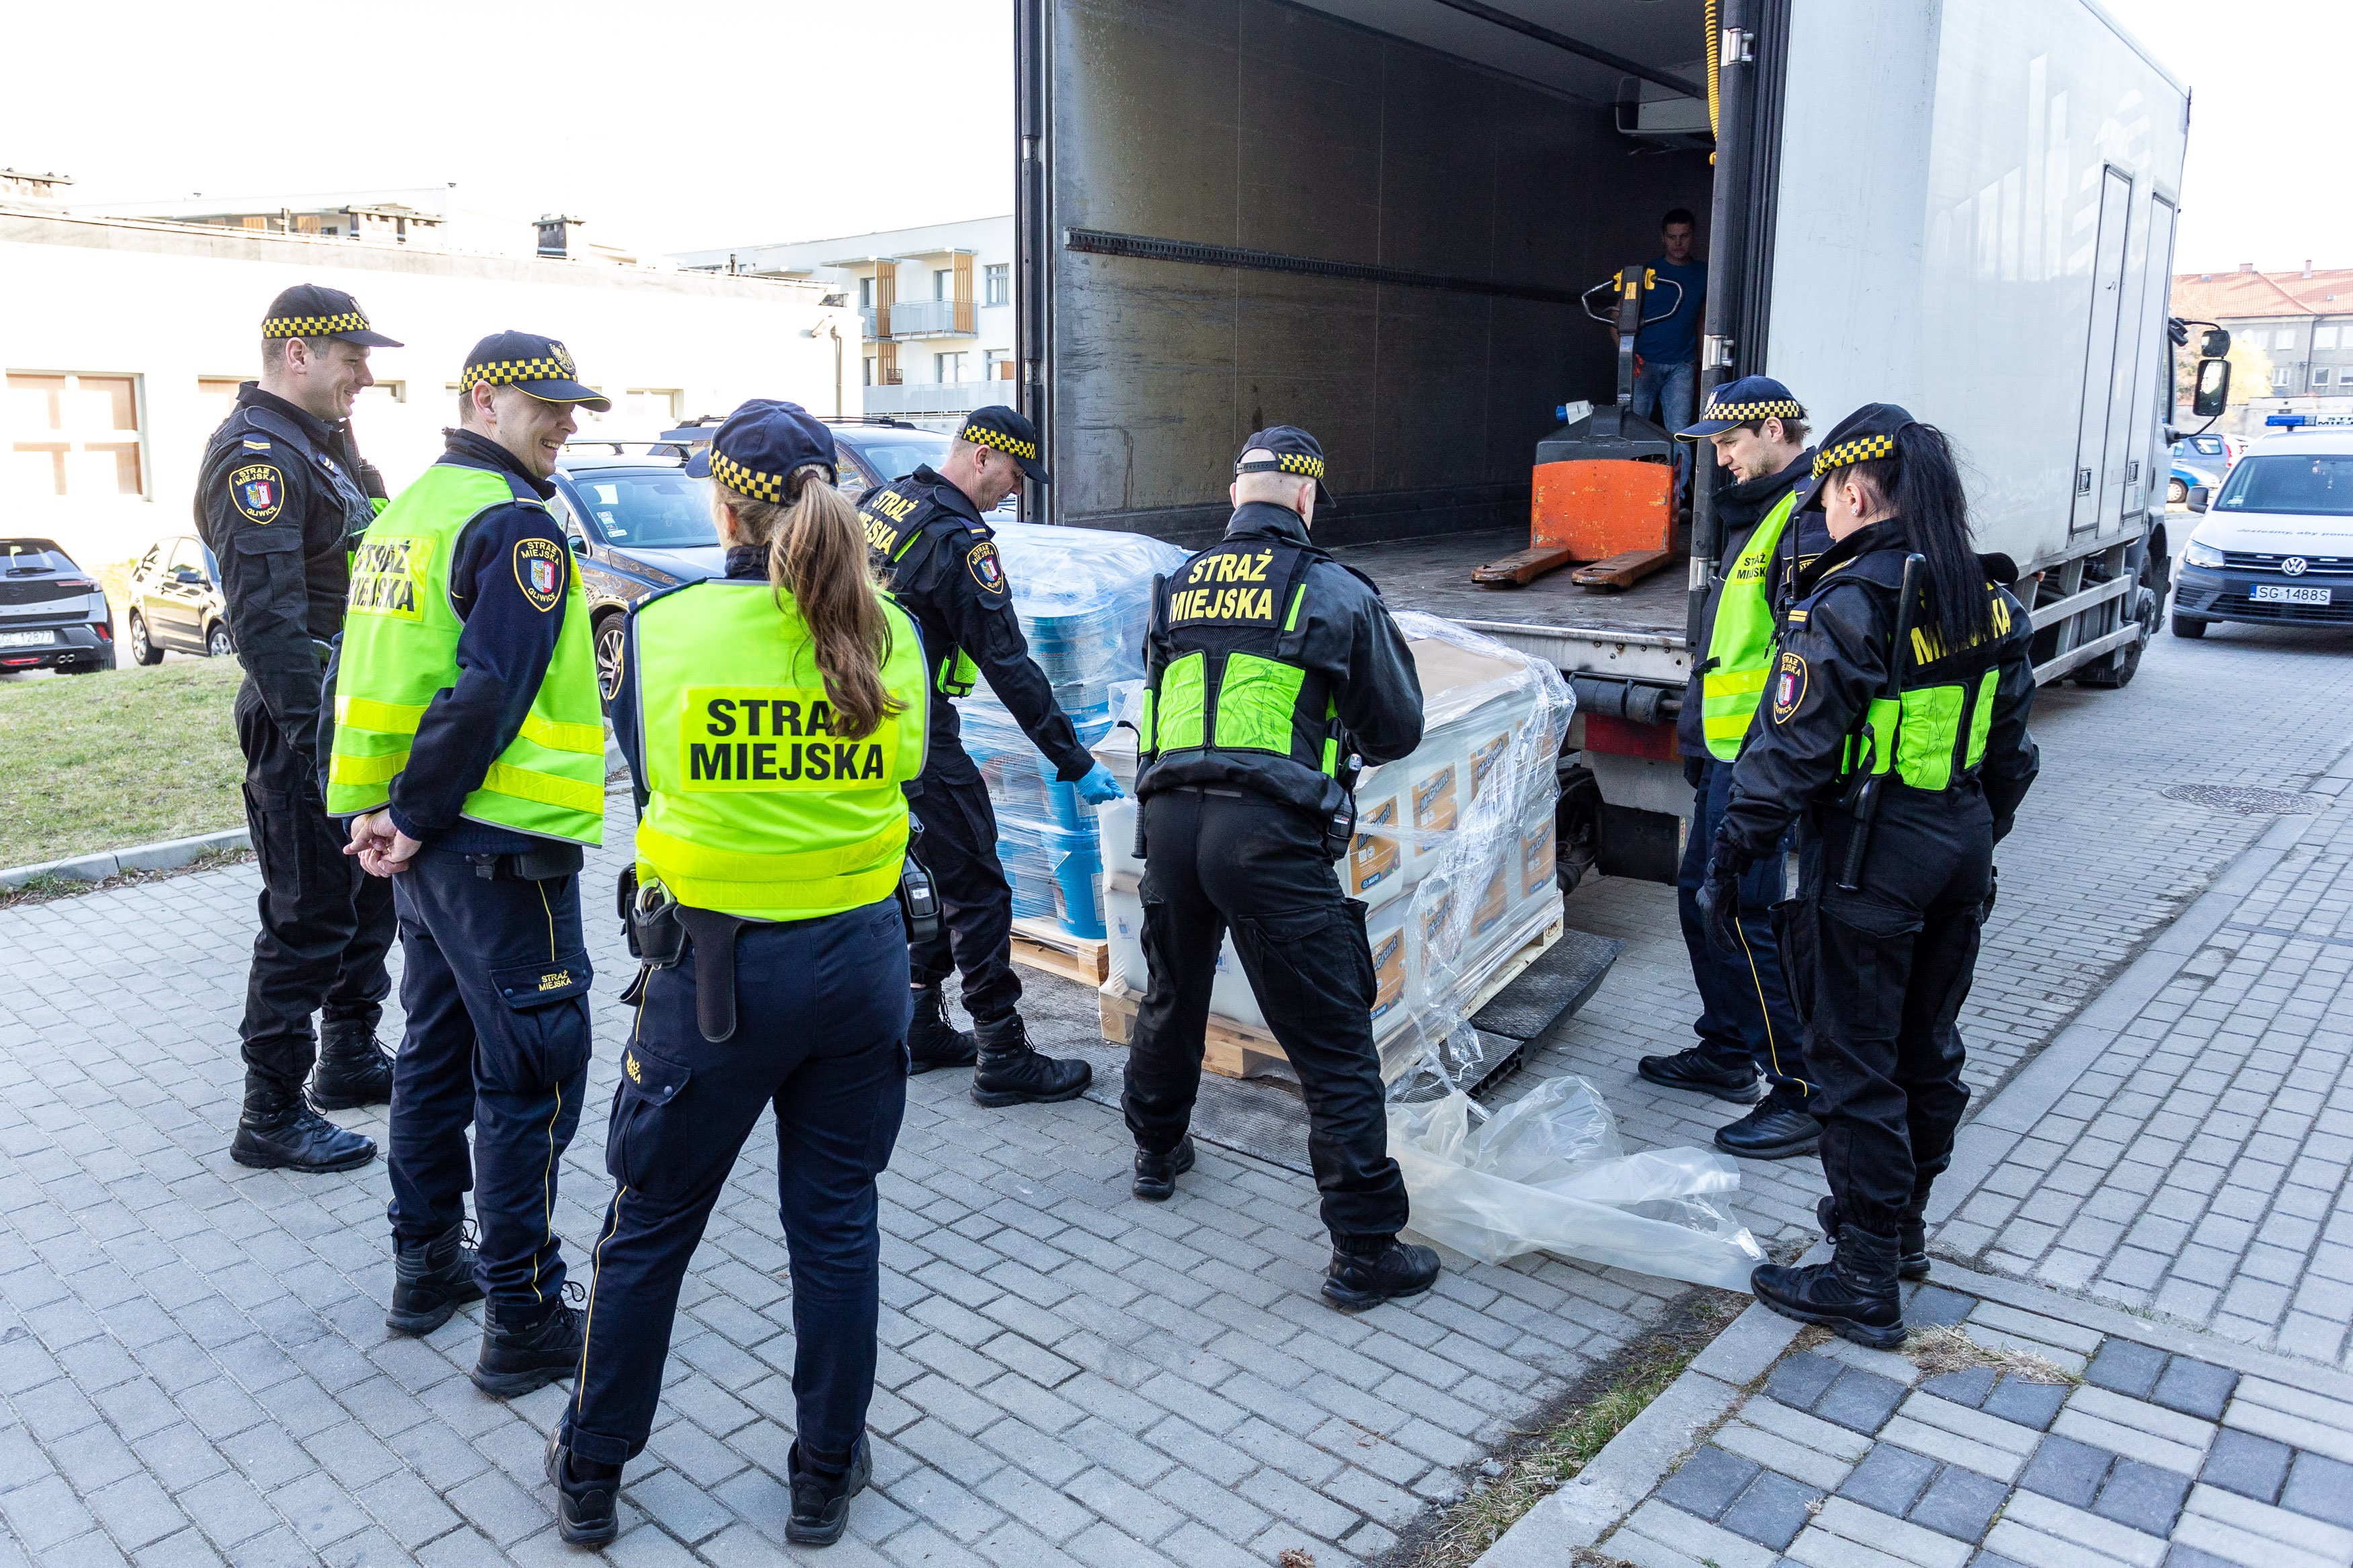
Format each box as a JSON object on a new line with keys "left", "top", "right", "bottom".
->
{"left": 1696, "top": 845, "right": 1750, "bottom": 956}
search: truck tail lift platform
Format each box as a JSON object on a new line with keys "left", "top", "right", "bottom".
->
{"left": 1473, "top": 263, "right": 1681, "bottom": 593}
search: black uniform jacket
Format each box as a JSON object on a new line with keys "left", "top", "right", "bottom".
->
{"left": 1678, "top": 449, "right": 1821, "bottom": 757}
{"left": 1140, "top": 503, "right": 1427, "bottom": 809}
{"left": 859, "top": 465, "right": 1092, "bottom": 782}
{"left": 1716, "top": 517, "right": 2040, "bottom": 866}
{"left": 317, "top": 429, "right": 572, "bottom": 855}
{"left": 195, "top": 384, "right": 381, "bottom": 759}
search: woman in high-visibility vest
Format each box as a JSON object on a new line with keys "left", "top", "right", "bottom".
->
{"left": 546, "top": 401, "right": 929, "bottom": 1549}
{"left": 1696, "top": 403, "right": 2040, "bottom": 1350}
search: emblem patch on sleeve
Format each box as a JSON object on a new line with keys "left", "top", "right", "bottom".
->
{"left": 967, "top": 540, "right": 1006, "bottom": 596}
{"left": 1769, "top": 649, "right": 1808, "bottom": 725}
{"left": 514, "top": 537, "right": 566, "bottom": 612}
{"left": 229, "top": 464, "right": 284, "bottom": 524}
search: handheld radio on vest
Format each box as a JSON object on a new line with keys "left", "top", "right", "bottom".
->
{"left": 1835, "top": 552, "right": 1925, "bottom": 893}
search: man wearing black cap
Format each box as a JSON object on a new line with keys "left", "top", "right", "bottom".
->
{"left": 1640, "top": 378, "right": 1822, "bottom": 1161}
{"left": 857, "top": 406, "right": 1122, "bottom": 1104}
{"left": 324, "top": 333, "right": 611, "bottom": 1391}
{"left": 1123, "top": 427, "right": 1437, "bottom": 1310}
{"left": 196, "top": 285, "right": 403, "bottom": 1175}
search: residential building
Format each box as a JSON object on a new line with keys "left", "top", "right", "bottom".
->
{"left": 2, "top": 196, "right": 855, "bottom": 566}
{"left": 676, "top": 216, "right": 1012, "bottom": 424}
{"left": 2170, "top": 261, "right": 2353, "bottom": 434}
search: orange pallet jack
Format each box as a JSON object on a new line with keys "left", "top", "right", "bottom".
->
{"left": 1475, "top": 263, "right": 1681, "bottom": 592}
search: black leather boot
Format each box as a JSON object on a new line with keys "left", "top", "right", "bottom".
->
{"left": 544, "top": 1430, "right": 619, "bottom": 1546}
{"left": 309, "top": 1018, "right": 395, "bottom": 1111}
{"left": 230, "top": 1081, "right": 376, "bottom": 1173}
{"left": 1715, "top": 1089, "right": 1821, "bottom": 1159}
{"left": 970, "top": 1016, "right": 1091, "bottom": 1107}
{"left": 473, "top": 1300, "right": 584, "bottom": 1397}
{"left": 1816, "top": 1196, "right": 1929, "bottom": 1280}
{"left": 1323, "top": 1235, "right": 1441, "bottom": 1311}
{"left": 906, "top": 985, "right": 977, "bottom": 1076}
{"left": 1132, "top": 1136, "right": 1195, "bottom": 1202}
{"left": 1752, "top": 1227, "right": 1907, "bottom": 1349}
{"left": 386, "top": 1224, "right": 483, "bottom": 1335}
{"left": 787, "top": 1435, "right": 872, "bottom": 1546}
{"left": 1637, "top": 1047, "right": 1761, "bottom": 1104}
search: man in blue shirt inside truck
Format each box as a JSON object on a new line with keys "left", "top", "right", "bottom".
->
{"left": 1630, "top": 208, "right": 1707, "bottom": 512}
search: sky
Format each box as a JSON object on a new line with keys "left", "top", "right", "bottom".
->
{"left": 0, "top": 0, "right": 2342, "bottom": 274}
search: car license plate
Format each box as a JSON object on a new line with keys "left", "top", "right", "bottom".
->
{"left": 0, "top": 630, "right": 55, "bottom": 648}
{"left": 2252, "top": 584, "right": 2331, "bottom": 606}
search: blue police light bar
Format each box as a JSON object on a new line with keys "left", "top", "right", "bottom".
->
{"left": 2266, "top": 413, "right": 2308, "bottom": 428}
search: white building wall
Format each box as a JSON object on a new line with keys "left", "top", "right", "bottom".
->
{"left": 676, "top": 216, "right": 1014, "bottom": 422}
{"left": 1, "top": 208, "right": 856, "bottom": 565}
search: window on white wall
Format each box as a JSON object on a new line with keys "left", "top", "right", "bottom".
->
{"left": 934, "top": 268, "right": 951, "bottom": 301}
{"left": 621, "top": 388, "right": 682, "bottom": 429}
{"left": 935, "top": 352, "right": 969, "bottom": 384}
{"left": 2278, "top": 328, "right": 2299, "bottom": 349}
{"left": 859, "top": 276, "right": 874, "bottom": 310}
{"left": 985, "top": 263, "right": 1010, "bottom": 307}
{"left": 196, "top": 376, "right": 250, "bottom": 431}
{"left": 6, "top": 372, "right": 145, "bottom": 498}
{"left": 2315, "top": 368, "right": 2334, "bottom": 388}
{"left": 864, "top": 356, "right": 876, "bottom": 387}
{"left": 2317, "top": 326, "right": 2340, "bottom": 351}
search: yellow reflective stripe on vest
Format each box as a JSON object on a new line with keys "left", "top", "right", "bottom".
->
{"left": 327, "top": 747, "right": 410, "bottom": 787}
{"left": 516, "top": 711, "right": 606, "bottom": 755}
{"left": 337, "top": 694, "right": 428, "bottom": 735}
{"left": 478, "top": 761, "right": 608, "bottom": 818}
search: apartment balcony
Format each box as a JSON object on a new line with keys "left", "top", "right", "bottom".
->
{"left": 858, "top": 307, "right": 877, "bottom": 339}
{"left": 884, "top": 298, "right": 976, "bottom": 337}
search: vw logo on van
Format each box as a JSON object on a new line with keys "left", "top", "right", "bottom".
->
{"left": 2283, "top": 556, "right": 2309, "bottom": 576}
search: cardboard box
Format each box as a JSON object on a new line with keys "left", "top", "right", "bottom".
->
{"left": 1348, "top": 791, "right": 1406, "bottom": 899}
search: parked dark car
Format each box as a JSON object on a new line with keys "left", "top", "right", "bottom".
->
{"left": 0, "top": 537, "right": 115, "bottom": 673}
{"left": 555, "top": 421, "right": 1013, "bottom": 699}
{"left": 125, "top": 534, "right": 233, "bottom": 663}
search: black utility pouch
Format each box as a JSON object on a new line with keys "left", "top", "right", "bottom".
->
{"left": 511, "top": 841, "right": 585, "bottom": 880}
{"left": 899, "top": 856, "right": 942, "bottom": 946}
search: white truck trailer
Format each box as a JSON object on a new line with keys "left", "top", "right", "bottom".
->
{"left": 1012, "top": 0, "right": 2198, "bottom": 879}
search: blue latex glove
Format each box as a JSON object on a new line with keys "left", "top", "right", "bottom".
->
{"left": 1076, "top": 761, "right": 1125, "bottom": 804}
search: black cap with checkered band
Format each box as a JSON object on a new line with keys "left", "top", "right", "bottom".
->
{"left": 1676, "top": 375, "right": 1804, "bottom": 440}
{"left": 683, "top": 399, "right": 837, "bottom": 498}
{"left": 458, "top": 329, "right": 611, "bottom": 411}
{"left": 957, "top": 405, "right": 1050, "bottom": 485}
{"left": 1235, "top": 425, "right": 1336, "bottom": 512}
{"left": 261, "top": 284, "right": 401, "bottom": 347}
{"left": 1798, "top": 402, "right": 1916, "bottom": 511}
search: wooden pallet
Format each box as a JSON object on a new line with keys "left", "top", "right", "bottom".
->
{"left": 1008, "top": 915, "right": 1109, "bottom": 986}
{"left": 1097, "top": 909, "right": 1567, "bottom": 1083}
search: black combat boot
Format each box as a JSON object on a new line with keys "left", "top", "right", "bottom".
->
{"left": 544, "top": 1430, "right": 619, "bottom": 1546}
{"left": 1132, "top": 1136, "right": 1195, "bottom": 1202}
{"left": 1715, "top": 1089, "right": 1821, "bottom": 1159}
{"left": 787, "top": 1435, "right": 872, "bottom": 1546}
{"left": 473, "top": 1300, "right": 584, "bottom": 1397}
{"left": 1752, "top": 1227, "right": 1907, "bottom": 1349}
{"left": 386, "top": 1224, "right": 483, "bottom": 1335}
{"left": 310, "top": 1018, "right": 395, "bottom": 1111}
{"left": 1816, "top": 1196, "right": 1929, "bottom": 1280}
{"left": 906, "top": 985, "right": 978, "bottom": 1076}
{"left": 230, "top": 1081, "right": 376, "bottom": 1173}
{"left": 970, "top": 1016, "right": 1091, "bottom": 1107}
{"left": 1637, "top": 1047, "right": 1762, "bottom": 1104}
{"left": 1323, "top": 1235, "right": 1441, "bottom": 1311}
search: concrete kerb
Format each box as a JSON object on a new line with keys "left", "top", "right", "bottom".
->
{"left": 0, "top": 826, "right": 251, "bottom": 890}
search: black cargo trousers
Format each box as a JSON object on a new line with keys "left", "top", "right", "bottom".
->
{"left": 1779, "top": 785, "right": 1995, "bottom": 1241}
{"left": 906, "top": 742, "right": 1023, "bottom": 1028}
{"left": 1123, "top": 788, "right": 1409, "bottom": 1241}
{"left": 234, "top": 682, "right": 396, "bottom": 1094}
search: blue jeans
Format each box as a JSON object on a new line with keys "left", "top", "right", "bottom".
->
{"left": 387, "top": 850, "right": 592, "bottom": 1319}
{"left": 563, "top": 899, "right": 911, "bottom": 1469}
{"left": 1677, "top": 759, "right": 1808, "bottom": 1100}
{"left": 1631, "top": 358, "right": 1698, "bottom": 504}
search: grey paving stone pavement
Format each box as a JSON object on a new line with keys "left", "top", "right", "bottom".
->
{"left": 6, "top": 623, "right": 2353, "bottom": 1565}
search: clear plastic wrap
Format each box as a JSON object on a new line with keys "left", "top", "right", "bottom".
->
{"left": 1388, "top": 1077, "right": 1767, "bottom": 1290}
{"left": 955, "top": 524, "right": 1190, "bottom": 939}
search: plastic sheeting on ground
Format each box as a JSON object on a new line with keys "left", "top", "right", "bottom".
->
{"left": 1389, "top": 1075, "right": 1765, "bottom": 1292}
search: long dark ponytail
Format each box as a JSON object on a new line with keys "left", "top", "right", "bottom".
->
{"left": 1835, "top": 421, "right": 1989, "bottom": 653}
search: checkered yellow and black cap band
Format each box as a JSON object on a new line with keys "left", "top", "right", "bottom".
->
{"left": 1702, "top": 397, "right": 1805, "bottom": 424}
{"left": 959, "top": 422, "right": 1039, "bottom": 462}
{"left": 463, "top": 357, "right": 575, "bottom": 393}
{"left": 707, "top": 448, "right": 790, "bottom": 503}
{"left": 264, "top": 311, "right": 369, "bottom": 339}
{"left": 1812, "top": 432, "right": 1898, "bottom": 478}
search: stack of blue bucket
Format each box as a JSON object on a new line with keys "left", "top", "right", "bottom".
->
{"left": 955, "top": 524, "right": 1190, "bottom": 942}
